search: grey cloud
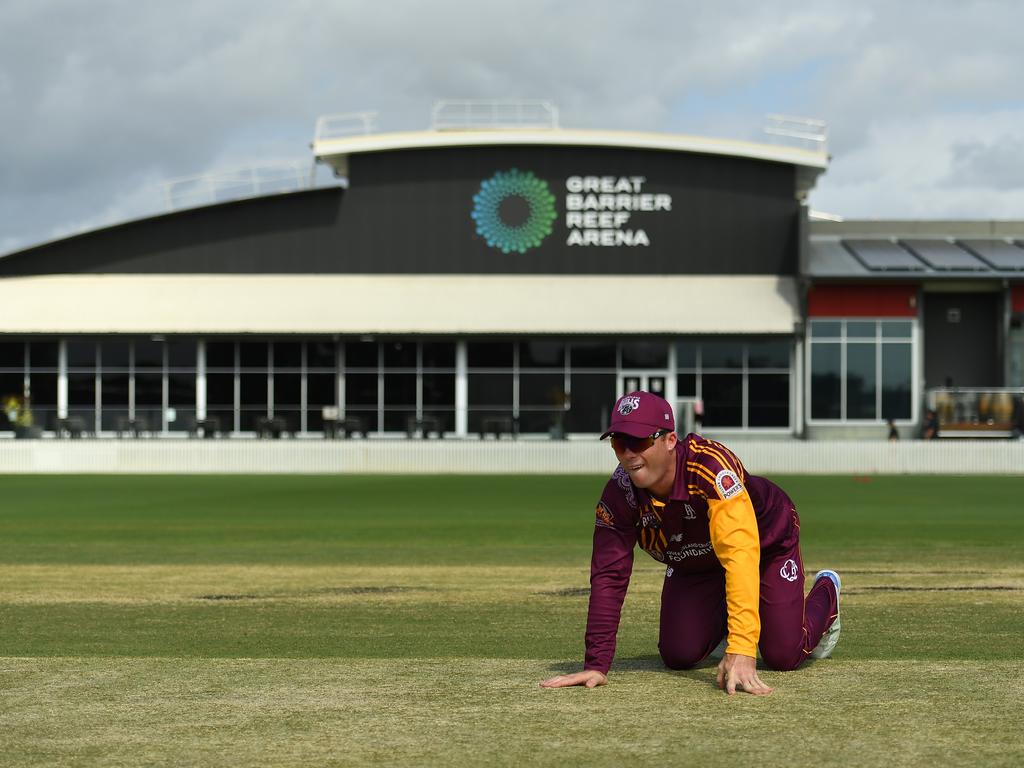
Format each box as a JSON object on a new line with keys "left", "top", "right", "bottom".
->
{"left": 4, "top": 0, "right": 1024, "bottom": 254}
{"left": 945, "top": 137, "right": 1024, "bottom": 190}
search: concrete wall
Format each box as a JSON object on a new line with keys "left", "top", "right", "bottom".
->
{"left": 1, "top": 438, "right": 1021, "bottom": 475}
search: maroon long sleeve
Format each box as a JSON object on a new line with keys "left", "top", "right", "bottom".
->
{"left": 584, "top": 524, "right": 635, "bottom": 673}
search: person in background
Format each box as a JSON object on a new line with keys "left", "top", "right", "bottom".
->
{"left": 887, "top": 419, "right": 899, "bottom": 441}
{"left": 922, "top": 409, "right": 940, "bottom": 440}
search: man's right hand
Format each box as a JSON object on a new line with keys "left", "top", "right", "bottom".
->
{"left": 539, "top": 670, "right": 608, "bottom": 689}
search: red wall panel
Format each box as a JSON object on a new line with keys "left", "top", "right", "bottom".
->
{"left": 807, "top": 284, "right": 918, "bottom": 317}
{"left": 1012, "top": 285, "right": 1024, "bottom": 314}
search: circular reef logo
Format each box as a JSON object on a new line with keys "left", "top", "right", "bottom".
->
{"left": 471, "top": 168, "right": 557, "bottom": 254}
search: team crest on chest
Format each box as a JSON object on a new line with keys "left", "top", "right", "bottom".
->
{"left": 714, "top": 469, "right": 744, "bottom": 500}
{"left": 617, "top": 395, "right": 641, "bottom": 415}
{"left": 683, "top": 504, "right": 697, "bottom": 520}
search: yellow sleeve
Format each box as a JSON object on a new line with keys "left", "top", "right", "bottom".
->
{"left": 707, "top": 491, "right": 761, "bottom": 658}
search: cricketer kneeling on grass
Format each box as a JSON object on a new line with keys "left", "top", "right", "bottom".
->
{"left": 540, "top": 391, "right": 841, "bottom": 695}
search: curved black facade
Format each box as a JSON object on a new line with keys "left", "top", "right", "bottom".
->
{"left": 1, "top": 145, "right": 799, "bottom": 277}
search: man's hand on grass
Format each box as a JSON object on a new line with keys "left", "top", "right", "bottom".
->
{"left": 539, "top": 670, "right": 608, "bottom": 689}
{"left": 716, "top": 653, "right": 773, "bottom": 695}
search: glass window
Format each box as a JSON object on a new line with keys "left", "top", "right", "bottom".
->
{"left": 206, "top": 373, "right": 235, "bottom": 407}
{"left": 239, "top": 373, "right": 267, "bottom": 407}
{"left": 468, "top": 373, "right": 513, "bottom": 406}
{"left": 570, "top": 341, "right": 616, "bottom": 369}
{"left": 345, "top": 341, "right": 378, "bottom": 369}
{"left": 272, "top": 342, "right": 302, "bottom": 370}
{"left": 621, "top": 341, "right": 667, "bottom": 369}
{"left": 238, "top": 342, "right": 268, "bottom": 370}
{"left": 134, "top": 340, "right": 164, "bottom": 369}
{"left": 274, "top": 374, "right": 302, "bottom": 407}
{"left": 702, "top": 342, "right": 744, "bottom": 369}
{"left": 29, "top": 342, "right": 58, "bottom": 369}
{"left": 68, "top": 373, "right": 96, "bottom": 407}
{"left": 29, "top": 372, "right": 58, "bottom": 406}
{"left": 675, "top": 342, "right": 697, "bottom": 369}
{"left": 383, "top": 342, "right": 417, "bottom": 369}
{"left": 101, "top": 340, "right": 131, "bottom": 369}
{"left": 520, "top": 341, "right": 565, "bottom": 369}
{"left": 307, "top": 374, "right": 337, "bottom": 406}
{"left": 810, "top": 343, "right": 841, "bottom": 420}
{"left": 748, "top": 374, "right": 790, "bottom": 427}
{"left": 567, "top": 373, "right": 616, "bottom": 432}
{"left": 67, "top": 341, "right": 97, "bottom": 370}
{"left": 384, "top": 408, "right": 417, "bottom": 432}
{"left": 847, "top": 321, "right": 876, "bottom": 339}
{"left": 809, "top": 321, "right": 841, "bottom": 339}
{"left": 881, "top": 343, "right": 912, "bottom": 419}
{"left": 519, "top": 373, "right": 566, "bottom": 407}
{"left": 166, "top": 339, "right": 196, "bottom": 369}
{"left": 422, "top": 374, "right": 455, "bottom": 407}
{"left": 703, "top": 373, "right": 743, "bottom": 427}
{"left": 384, "top": 373, "right": 417, "bottom": 406}
{"left": 102, "top": 374, "right": 129, "bottom": 407}
{"left": 206, "top": 342, "right": 235, "bottom": 370}
{"left": 0, "top": 342, "right": 24, "bottom": 369}
{"left": 421, "top": 343, "right": 455, "bottom": 369}
{"left": 676, "top": 373, "right": 696, "bottom": 398}
{"left": 881, "top": 321, "right": 913, "bottom": 339}
{"left": 168, "top": 372, "right": 196, "bottom": 406}
{"left": 345, "top": 373, "right": 378, "bottom": 406}
{"left": 467, "top": 342, "right": 513, "bottom": 368}
{"left": 846, "top": 343, "right": 876, "bottom": 419}
{"left": 307, "top": 341, "right": 337, "bottom": 370}
{"left": 748, "top": 341, "right": 790, "bottom": 369}
{"left": 135, "top": 372, "right": 164, "bottom": 407}
{"left": 0, "top": 372, "right": 23, "bottom": 400}
{"left": 518, "top": 411, "right": 562, "bottom": 434}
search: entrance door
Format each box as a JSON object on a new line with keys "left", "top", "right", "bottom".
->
{"left": 924, "top": 292, "right": 1000, "bottom": 387}
{"left": 620, "top": 372, "right": 667, "bottom": 400}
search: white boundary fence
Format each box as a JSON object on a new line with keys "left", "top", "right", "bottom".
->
{"left": 0, "top": 440, "right": 1022, "bottom": 475}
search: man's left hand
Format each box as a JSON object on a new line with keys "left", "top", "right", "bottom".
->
{"left": 716, "top": 653, "right": 773, "bottom": 695}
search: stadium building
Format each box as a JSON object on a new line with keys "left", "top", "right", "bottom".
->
{"left": 1, "top": 102, "right": 1022, "bottom": 441}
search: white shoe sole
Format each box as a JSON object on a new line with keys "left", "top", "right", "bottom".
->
{"left": 810, "top": 570, "right": 841, "bottom": 659}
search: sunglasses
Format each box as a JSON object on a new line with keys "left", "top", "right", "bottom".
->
{"left": 609, "top": 429, "right": 670, "bottom": 454}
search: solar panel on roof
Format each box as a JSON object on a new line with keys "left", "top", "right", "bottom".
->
{"left": 843, "top": 240, "right": 925, "bottom": 271}
{"left": 901, "top": 240, "right": 988, "bottom": 271}
{"left": 959, "top": 240, "right": 1024, "bottom": 271}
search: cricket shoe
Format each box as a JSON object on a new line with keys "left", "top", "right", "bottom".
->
{"left": 810, "top": 570, "right": 842, "bottom": 659}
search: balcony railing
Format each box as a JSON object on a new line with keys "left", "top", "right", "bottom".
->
{"left": 926, "top": 387, "right": 1024, "bottom": 436}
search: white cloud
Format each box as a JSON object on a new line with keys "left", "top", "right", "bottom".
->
{"left": 3, "top": 0, "right": 1024, "bottom": 253}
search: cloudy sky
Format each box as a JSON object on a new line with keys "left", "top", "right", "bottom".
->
{"left": 2, "top": 0, "right": 1023, "bottom": 255}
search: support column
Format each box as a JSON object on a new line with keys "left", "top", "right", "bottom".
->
{"left": 455, "top": 340, "right": 468, "bottom": 437}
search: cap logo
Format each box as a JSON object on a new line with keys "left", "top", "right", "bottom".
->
{"left": 618, "top": 395, "right": 641, "bottom": 415}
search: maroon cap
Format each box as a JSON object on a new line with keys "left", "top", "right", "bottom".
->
{"left": 600, "top": 391, "right": 675, "bottom": 439}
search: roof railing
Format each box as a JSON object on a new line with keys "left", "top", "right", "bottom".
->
{"left": 431, "top": 99, "right": 559, "bottom": 131}
{"left": 763, "top": 114, "right": 828, "bottom": 153}
{"left": 313, "top": 111, "right": 379, "bottom": 143}
{"left": 161, "top": 162, "right": 313, "bottom": 211}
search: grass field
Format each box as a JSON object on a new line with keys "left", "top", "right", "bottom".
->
{"left": 1, "top": 474, "right": 1022, "bottom": 767}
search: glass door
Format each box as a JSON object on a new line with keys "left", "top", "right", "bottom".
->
{"left": 619, "top": 372, "right": 668, "bottom": 400}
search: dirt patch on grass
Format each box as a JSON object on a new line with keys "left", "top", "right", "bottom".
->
{"left": 534, "top": 587, "right": 590, "bottom": 597}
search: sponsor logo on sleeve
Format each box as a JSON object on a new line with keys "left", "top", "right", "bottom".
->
{"left": 617, "top": 395, "right": 641, "bottom": 415}
{"left": 595, "top": 502, "right": 616, "bottom": 529}
{"left": 779, "top": 558, "right": 800, "bottom": 582}
{"left": 714, "top": 469, "right": 744, "bottom": 500}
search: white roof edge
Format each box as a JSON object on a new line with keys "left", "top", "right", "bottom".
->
{"left": 313, "top": 128, "right": 829, "bottom": 171}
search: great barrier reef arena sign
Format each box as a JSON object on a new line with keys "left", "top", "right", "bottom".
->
{"left": 472, "top": 169, "right": 674, "bottom": 254}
